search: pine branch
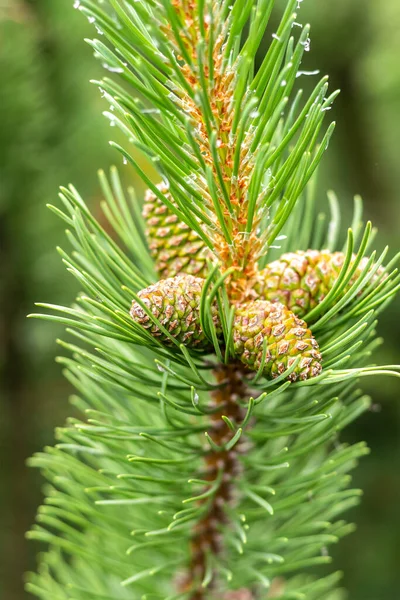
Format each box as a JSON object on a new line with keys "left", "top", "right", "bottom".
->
{"left": 27, "top": 167, "right": 399, "bottom": 598}
{"left": 77, "top": 0, "right": 336, "bottom": 302}
{"left": 26, "top": 2, "right": 400, "bottom": 600}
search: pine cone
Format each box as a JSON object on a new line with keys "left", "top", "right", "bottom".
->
{"left": 130, "top": 274, "right": 220, "bottom": 349}
{"left": 143, "top": 184, "right": 211, "bottom": 278}
{"left": 255, "top": 250, "right": 384, "bottom": 318}
{"left": 233, "top": 300, "right": 322, "bottom": 381}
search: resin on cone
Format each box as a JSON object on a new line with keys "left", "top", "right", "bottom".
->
{"left": 255, "top": 250, "right": 384, "bottom": 318}
{"left": 233, "top": 300, "right": 322, "bottom": 381}
{"left": 143, "top": 184, "right": 211, "bottom": 279}
{"left": 130, "top": 274, "right": 219, "bottom": 349}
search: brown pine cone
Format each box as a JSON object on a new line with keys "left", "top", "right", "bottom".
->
{"left": 255, "top": 250, "right": 384, "bottom": 318}
{"left": 143, "top": 184, "right": 211, "bottom": 279}
{"left": 233, "top": 300, "right": 322, "bottom": 381}
{"left": 130, "top": 274, "right": 220, "bottom": 350}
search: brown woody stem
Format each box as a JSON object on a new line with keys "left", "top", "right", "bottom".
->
{"left": 182, "top": 363, "right": 251, "bottom": 599}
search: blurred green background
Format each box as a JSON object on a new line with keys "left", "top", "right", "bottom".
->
{"left": 0, "top": 1, "right": 398, "bottom": 599}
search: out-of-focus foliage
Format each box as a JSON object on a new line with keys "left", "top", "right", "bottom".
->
{"left": 0, "top": 1, "right": 398, "bottom": 599}
{"left": 302, "top": 0, "right": 400, "bottom": 230}
{"left": 0, "top": 1, "right": 114, "bottom": 598}
{"left": 300, "top": 3, "right": 400, "bottom": 599}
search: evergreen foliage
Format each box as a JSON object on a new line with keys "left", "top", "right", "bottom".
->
{"left": 26, "top": 1, "right": 399, "bottom": 599}
{"left": 0, "top": 3, "right": 113, "bottom": 595}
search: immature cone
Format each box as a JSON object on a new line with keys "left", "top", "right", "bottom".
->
{"left": 233, "top": 300, "right": 322, "bottom": 381}
{"left": 130, "top": 274, "right": 220, "bottom": 350}
{"left": 143, "top": 184, "right": 211, "bottom": 279}
{"left": 255, "top": 250, "right": 384, "bottom": 318}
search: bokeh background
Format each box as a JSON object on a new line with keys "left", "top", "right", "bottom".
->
{"left": 0, "top": 1, "right": 399, "bottom": 599}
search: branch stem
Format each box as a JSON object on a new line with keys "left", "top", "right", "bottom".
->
{"left": 183, "top": 363, "right": 251, "bottom": 598}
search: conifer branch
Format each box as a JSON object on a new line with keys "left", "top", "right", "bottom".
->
{"left": 26, "top": 2, "right": 399, "bottom": 600}
{"left": 77, "top": 0, "right": 337, "bottom": 302}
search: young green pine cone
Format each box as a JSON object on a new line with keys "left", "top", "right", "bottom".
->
{"left": 233, "top": 300, "right": 322, "bottom": 381}
{"left": 143, "top": 184, "right": 211, "bottom": 279}
{"left": 255, "top": 250, "right": 384, "bottom": 318}
{"left": 130, "top": 274, "right": 220, "bottom": 349}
